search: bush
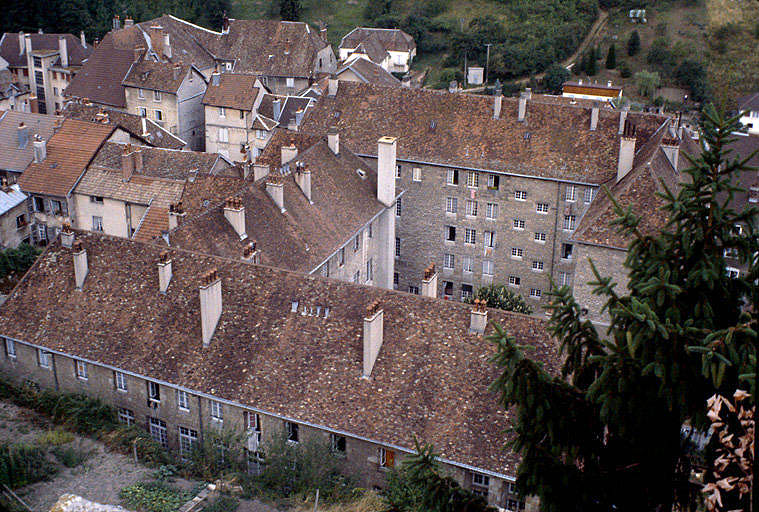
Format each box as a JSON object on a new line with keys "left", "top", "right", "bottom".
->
{"left": 0, "top": 243, "right": 41, "bottom": 280}
{"left": 119, "top": 481, "right": 194, "bottom": 512}
{"left": 543, "top": 63, "right": 570, "bottom": 94}
{"left": 465, "top": 285, "right": 533, "bottom": 314}
{"left": 0, "top": 442, "right": 57, "bottom": 488}
{"left": 52, "top": 443, "right": 90, "bottom": 468}
{"left": 619, "top": 61, "right": 632, "bottom": 78}
{"left": 101, "top": 425, "right": 172, "bottom": 466}
{"left": 627, "top": 30, "right": 640, "bottom": 56}
{"left": 185, "top": 429, "right": 246, "bottom": 481}
{"left": 38, "top": 427, "right": 75, "bottom": 446}
{"left": 203, "top": 496, "right": 239, "bottom": 512}
{"left": 605, "top": 43, "right": 616, "bottom": 69}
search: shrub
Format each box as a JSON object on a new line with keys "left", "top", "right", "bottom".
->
{"left": 0, "top": 442, "right": 57, "bottom": 488}
{"left": 38, "top": 427, "right": 75, "bottom": 446}
{"left": 203, "top": 495, "right": 239, "bottom": 512}
{"left": 0, "top": 243, "right": 41, "bottom": 280}
{"left": 619, "top": 61, "right": 632, "bottom": 78}
{"left": 101, "top": 425, "right": 172, "bottom": 466}
{"left": 465, "top": 284, "right": 533, "bottom": 314}
{"left": 185, "top": 428, "right": 246, "bottom": 481}
{"left": 52, "top": 443, "right": 90, "bottom": 468}
{"left": 627, "top": 30, "right": 640, "bottom": 56}
{"left": 543, "top": 63, "right": 570, "bottom": 94}
{"left": 119, "top": 481, "right": 193, "bottom": 512}
{"left": 605, "top": 43, "right": 616, "bottom": 69}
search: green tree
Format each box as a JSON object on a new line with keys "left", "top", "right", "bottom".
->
{"left": 279, "top": 0, "right": 302, "bottom": 21}
{"left": 675, "top": 59, "right": 710, "bottom": 103}
{"left": 605, "top": 43, "right": 616, "bottom": 69}
{"left": 489, "top": 107, "right": 757, "bottom": 512}
{"left": 634, "top": 70, "right": 661, "bottom": 99}
{"left": 465, "top": 284, "right": 533, "bottom": 315}
{"left": 627, "top": 30, "right": 641, "bottom": 56}
{"left": 0, "top": 243, "right": 41, "bottom": 279}
{"left": 543, "top": 64, "right": 570, "bottom": 94}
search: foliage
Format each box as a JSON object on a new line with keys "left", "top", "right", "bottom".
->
{"left": 202, "top": 495, "right": 240, "bottom": 512}
{"left": 152, "top": 464, "right": 178, "bottom": 482}
{"left": 465, "top": 284, "right": 532, "bottom": 315}
{"left": 634, "top": 70, "right": 661, "bottom": 99}
{"left": 619, "top": 61, "right": 632, "bottom": 78}
{"left": 489, "top": 107, "right": 758, "bottom": 511}
{"left": 543, "top": 64, "right": 570, "bottom": 95}
{"left": 605, "top": 43, "right": 616, "bottom": 69}
{"left": 38, "top": 427, "right": 75, "bottom": 446}
{"left": 0, "top": 442, "right": 57, "bottom": 488}
{"left": 279, "top": 0, "right": 302, "bottom": 21}
{"left": 185, "top": 428, "right": 246, "bottom": 480}
{"left": 0, "top": 244, "right": 41, "bottom": 280}
{"left": 384, "top": 439, "right": 493, "bottom": 512}
{"left": 627, "top": 30, "right": 640, "bottom": 56}
{"left": 101, "top": 425, "right": 172, "bottom": 466}
{"left": 675, "top": 59, "right": 710, "bottom": 103}
{"left": 119, "top": 481, "right": 194, "bottom": 512}
{"left": 51, "top": 443, "right": 91, "bottom": 468}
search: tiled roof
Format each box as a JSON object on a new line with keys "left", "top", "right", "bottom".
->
{"left": 0, "top": 110, "right": 61, "bottom": 173}
{"left": 279, "top": 96, "right": 313, "bottom": 127}
{"left": 134, "top": 16, "right": 216, "bottom": 70}
{"left": 18, "top": 119, "right": 113, "bottom": 197}
{"left": 721, "top": 132, "right": 759, "bottom": 213}
{"left": 337, "top": 57, "right": 401, "bottom": 87}
{"left": 350, "top": 38, "right": 388, "bottom": 64}
{"left": 299, "top": 82, "right": 669, "bottom": 184}
{"left": 202, "top": 73, "right": 259, "bottom": 110}
{"left": 340, "top": 28, "right": 415, "bottom": 52}
{"left": 0, "top": 183, "right": 27, "bottom": 216}
{"left": 738, "top": 92, "right": 759, "bottom": 112}
{"left": 62, "top": 103, "right": 186, "bottom": 150}
{"left": 75, "top": 167, "right": 184, "bottom": 208}
{"left": 133, "top": 205, "right": 169, "bottom": 241}
{"left": 0, "top": 33, "right": 92, "bottom": 68}
{"left": 90, "top": 142, "right": 229, "bottom": 180}
{"left": 0, "top": 231, "right": 560, "bottom": 476}
{"left": 122, "top": 61, "right": 191, "bottom": 94}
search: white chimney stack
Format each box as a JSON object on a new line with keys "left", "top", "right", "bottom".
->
{"left": 518, "top": 92, "right": 528, "bottom": 122}
{"left": 168, "top": 203, "right": 185, "bottom": 230}
{"left": 266, "top": 176, "right": 285, "bottom": 212}
{"left": 58, "top": 36, "right": 68, "bottom": 68}
{"left": 72, "top": 241, "right": 88, "bottom": 290}
{"left": 420, "top": 263, "right": 438, "bottom": 298}
{"left": 121, "top": 145, "right": 134, "bottom": 182}
{"left": 223, "top": 196, "right": 247, "bottom": 239}
{"left": 294, "top": 162, "right": 312, "bottom": 203}
{"left": 362, "top": 300, "right": 384, "bottom": 378}
{"left": 493, "top": 94, "right": 502, "bottom": 120}
{"left": 199, "top": 269, "right": 222, "bottom": 347}
{"left": 661, "top": 139, "right": 680, "bottom": 170}
{"left": 469, "top": 299, "right": 488, "bottom": 335}
{"left": 164, "top": 33, "right": 171, "bottom": 59}
{"left": 80, "top": 31, "right": 86, "bottom": 48}
{"left": 281, "top": 144, "right": 297, "bottom": 166}
{"left": 617, "top": 121, "right": 637, "bottom": 182}
{"left": 327, "top": 127, "right": 339, "bottom": 155}
{"left": 18, "top": 32, "right": 24, "bottom": 55}
{"left": 618, "top": 108, "right": 628, "bottom": 135}
{"left": 32, "top": 135, "right": 47, "bottom": 163}
{"left": 590, "top": 103, "right": 600, "bottom": 131}
{"left": 377, "top": 136, "right": 396, "bottom": 207}
{"left": 157, "top": 251, "right": 172, "bottom": 294}
{"left": 61, "top": 223, "right": 75, "bottom": 248}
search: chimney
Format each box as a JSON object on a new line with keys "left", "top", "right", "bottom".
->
{"left": 72, "top": 241, "right": 88, "bottom": 290}
{"left": 124, "top": 17, "right": 134, "bottom": 28}
{"left": 199, "top": 268, "right": 222, "bottom": 347}
{"left": 328, "top": 75, "right": 338, "bottom": 97}
{"left": 272, "top": 98, "right": 282, "bottom": 122}
{"left": 211, "top": 71, "right": 220, "bottom": 86}
{"left": 168, "top": 203, "right": 185, "bottom": 229}
{"left": 618, "top": 108, "right": 628, "bottom": 135}
{"left": 133, "top": 46, "right": 144, "bottom": 63}
{"left": 18, "top": 32, "right": 24, "bottom": 55}
{"left": 172, "top": 64, "right": 181, "bottom": 81}
{"left": 121, "top": 145, "right": 134, "bottom": 182}
{"left": 617, "top": 121, "right": 637, "bottom": 182}
{"left": 607, "top": 80, "right": 613, "bottom": 87}
{"left": 590, "top": 103, "right": 600, "bottom": 131}
{"left": 141, "top": 117, "right": 149, "bottom": 135}
{"left": 164, "top": 33, "right": 171, "bottom": 59}
{"left": 56, "top": 36, "right": 69, "bottom": 68}
{"left": 61, "top": 223, "right": 75, "bottom": 248}
{"left": 80, "top": 31, "right": 86, "bottom": 49}
{"left": 157, "top": 251, "right": 172, "bottom": 293}
{"left": 133, "top": 147, "right": 143, "bottom": 173}
{"left": 32, "top": 134, "right": 47, "bottom": 163}
{"left": 493, "top": 94, "right": 502, "bottom": 120}
{"left": 420, "top": 263, "right": 438, "bottom": 298}
{"left": 362, "top": 300, "right": 384, "bottom": 378}
{"left": 266, "top": 176, "right": 285, "bottom": 212}
{"left": 24, "top": 34, "right": 32, "bottom": 63}
{"left": 294, "top": 108, "right": 305, "bottom": 127}
{"left": 242, "top": 241, "right": 259, "bottom": 263}
{"left": 320, "top": 26, "right": 328, "bottom": 42}
{"left": 469, "top": 299, "right": 488, "bottom": 335}
{"left": 29, "top": 96, "right": 38, "bottom": 114}
{"left": 281, "top": 144, "right": 297, "bottom": 166}
{"left": 377, "top": 136, "right": 396, "bottom": 207}
{"left": 661, "top": 138, "right": 680, "bottom": 170}
{"left": 524, "top": 87, "right": 532, "bottom": 100}
{"left": 113, "top": 15, "right": 121, "bottom": 30}
{"left": 295, "top": 162, "right": 312, "bottom": 203}
{"left": 327, "top": 127, "right": 339, "bottom": 155}
{"left": 223, "top": 196, "right": 247, "bottom": 239}
{"left": 518, "top": 92, "right": 528, "bottom": 122}
{"left": 17, "top": 122, "right": 29, "bottom": 149}
{"left": 253, "top": 164, "right": 270, "bottom": 181}
{"left": 221, "top": 13, "right": 230, "bottom": 35}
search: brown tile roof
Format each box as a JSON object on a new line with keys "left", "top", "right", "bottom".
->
{"left": 134, "top": 16, "right": 217, "bottom": 71}
{"left": 0, "top": 231, "right": 560, "bottom": 476}
{"left": 202, "top": 74, "right": 259, "bottom": 110}
{"left": 299, "top": 82, "right": 669, "bottom": 184}
{"left": 133, "top": 205, "right": 169, "bottom": 241}
{"left": 0, "top": 110, "right": 61, "bottom": 173}
{"left": 738, "top": 92, "right": 759, "bottom": 112}
{"left": 18, "top": 119, "right": 114, "bottom": 197}
{"left": 62, "top": 103, "right": 186, "bottom": 149}
{"left": 0, "top": 33, "right": 92, "bottom": 69}
{"left": 75, "top": 167, "right": 184, "bottom": 208}
{"left": 122, "top": 61, "right": 192, "bottom": 94}
{"left": 340, "top": 28, "right": 415, "bottom": 52}
{"left": 338, "top": 58, "right": 401, "bottom": 87}
{"left": 350, "top": 39, "right": 388, "bottom": 64}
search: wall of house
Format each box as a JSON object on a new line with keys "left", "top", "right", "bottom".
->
{"left": 740, "top": 111, "right": 759, "bottom": 135}
{"left": 386, "top": 50, "right": 411, "bottom": 73}
{"left": 572, "top": 242, "right": 628, "bottom": 327}
{"left": 73, "top": 194, "right": 146, "bottom": 239}
{"left": 0, "top": 202, "right": 30, "bottom": 248}
{"left": 125, "top": 87, "right": 179, "bottom": 140}
{"left": 313, "top": 46, "right": 337, "bottom": 75}
{"left": 204, "top": 105, "right": 250, "bottom": 160}
{"left": 27, "top": 193, "right": 73, "bottom": 244}
{"left": 176, "top": 71, "right": 207, "bottom": 151}
{"left": 336, "top": 68, "right": 364, "bottom": 84}
{"left": 261, "top": 76, "right": 309, "bottom": 96}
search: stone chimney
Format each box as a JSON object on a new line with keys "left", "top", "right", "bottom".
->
{"left": 72, "top": 240, "right": 88, "bottom": 290}
{"left": 24, "top": 35, "right": 32, "bottom": 72}
{"left": 17, "top": 122, "right": 28, "bottom": 149}
{"left": 294, "top": 108, "right": 305, "bottom": 127}
{"left": 328, "top": 75, "right": 338, "bottom": 97}
{"left": 61, "top": 223, "right": 75, "bottom": 248}
{"left": 294, "top": 162, "right": 312, "bottom": 203}
{"left": 661, "top": 137, "right": 680, "bottom": 170}
{"left": 157, "top": 251, "right": 172, "bottom": 294}
{"left": 617, "top": 121, "right": 637, "bottom": 182}
{"left": 469, "top": 299, "right": 488, "bottom": 335}
{"left": 211, "top": 70, "right": 220, "bottom": 86}
{"left": 164, "top": 33, "right": 171, "bottom": 59}
{"left": 199, "top": 268, "right": 222, "bottom": 347}
{"left": 281, "top": 144, "right": 297, "bottom": 166}
{"left": 242, "top": 241, "right": 260, "bottom": 263}
{"left": 320, "top": 27, "right": 328, "bottom": 42}
{"left": 253, "top": 164, "right": 270, "bottom": 181}
{"left": 80, "top": 31, "right": 86, "bottom": 48}
{"left": 362, "top": 300, "right": 384, "bottom": 378}
{"left": 32, "top": 134, "right": 46, "bottom": 163}
{"left": 266, "top": 175, "right": 285, "bottom": 212}
{"left": 124, "top": 17, "right": 134, "bottom": 28}
{"left": 420, "top": 263, "right": 438, "bottom": 298}
{"left": 223, "top": 196, "right": 247, "bottom": 240}
{"left": 58, "top": 36, "right": 68, "bottom": 68}
{"left": 618, "top": 108, "right": 628, "bottom": 135}
{"left": 18, "top": 32, "right": 24, "bottom": 55}
{"left": 518, "top": 92, "right": 528, "bottom": 122}
{"left": 113, "top": 15, "right": 121, "bottom": 30}
{"left": 327, "top": 127, "right": 339, "bottom": 155}
{"left": 172, "top": 63, "right": 181, "bottom": 81}
{"left": 377, "top": 136, "right": 396, "bottom": 207}
{"left": 121, "top": 144, "right": 134, "bottom": 182}
{"left": 524, "top": 87, "right": 532, "bottom": 100}
{"left": 590, "top": 103, "right": 600, "bottom": 131}
{"left": 272, "top": 98, "right": 282, "bottom": 122}
{"left": 168, "top": 202, "right": 185, "bottom": 229}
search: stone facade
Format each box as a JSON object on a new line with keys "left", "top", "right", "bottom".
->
{"left": 572, "top": 242, "right": 628, "bottom": 326}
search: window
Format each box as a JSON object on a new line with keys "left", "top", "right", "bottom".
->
{"left": 33, "top": 56, "right": 42, "bottom": 67}
{"left": 118, "top": 408, "right": 135, "bottom": 426}
{"left": 466, "top": 171, "right": 479, "bottom": 188}
{"left": 565, "top": 184, "right": 576, "bottom": 202}
{"left": 486, "top": 203, "right": 499, "bottom": 220}
{"left": 366, "top": 258, "right": 373, "bottom": 282}
{"left": 724, "top": 248, "right": 739, "bottom": 258}
{"left": 443, "top": 281, "right": 454, "bottom": 298}
{"left": 445, "top": 225, "right": 456, "bottom": 242}
{"left": 536, "top": 202, "right": 549, "bottom": 214}
{"left": 225, "top": 62, "right": 233, "bottom": 71}
{"left": 462, "top": 256, "right": 473, "bottom": 273}
{"left": 149, "top": 417, "right": 168, "bottom": 448}
{"left": 330, "top": 433, "right": 346, "bottom": 455}
{"left": 4, "top": 338, "right": 16, "bottom": 358}
{"left": 218, "top": 107, "right": 226, "bottom": 118}
{"left": 177, "top": 390, "right": 189, "bottom": 411}
{"left": 246, "top": 411, "right": 263, "bottom": 455}
{"left": 472, "top": 473, "right": 490, "bottom": 497}
{"left": 483, "top": 260, "right": 494, "bottom": 276}
{"left": 530, "top": 288, "right": 542, "bottom": 298}
{"left": 465, "top": 200, "right": 478, "bottom": 217}
{"left": 353, "top": 271, "right": 360, "bottom": 283}
{"left": 138, "top": 107, "right": 147, "bottom": 117}
{"left": 255, "top": 129, "right": 266, "bottom": 139}
{"left": 378, "top": 447, "right": 395, "bottom": 468}
{"left": 395, "top": 164, "right": 402, "bottom": 178}
{"left": 563, "top": 215, "right": 576, "bottom": 231}
{"left": 92, "top": 216, "right": 103, "bottom": 232}
{"left": 513, "top": 219, "right": 525, "bottom": 230}
{"left": 286, "top": 77, "right": 295, "bottom": 88}
{"left": 561, "top": 243, "right": 573, "bottom": 260}
{"left": 76, "top": 360, "right": 88, "bottom": 380}
{"left": 368, "top": 222, "right": 373, "bottom": 238}
{"left": 286, "top": 421, "right": 299, "bottom": 443}
{"left": 33, "top": 196, "right": 44, "bottom": 212}
{"left": 153, "top": 90, "right": 161, "bottom": 101}
{"left": 90, "top": 196, "right": 103, "bottom": 204}
{"left": 534, "top": 232, "right": 547, "bottom": 243}
{"left": 484, "top": 231, "right": 496, "bottom": 248}
{"left": 508, "top": 275, "right": 521, "bottom": 287}
{"left": 148, "top": 381, "right": 160, "bottom": 403}
{"left": 321, "top": 263, "right": 329, "bottom": 277}
{"left": 53, "top": 87, "right": 59, "bottom": 96}
{"left": 409, "top": 285, "right": 419, "bottom": 294}
{"left": 584, "top": 187, "right": 595, "bottom": 203}
{"left": 179, "top": 426, "right": 198, "bottom": 460}
{"left": 210, "top": 400, "right": 223, "bottom": 421}
{"left": 443, "top": 253, "right": 455, "bottom": 269}
{"left": 396, "top": 197, "right": 402, "bottom": 217}
{"left": 394, "top": 273, "right": 399, "bottom": 287}
{"left": 532, "top": 260, "right": 544, "bottom": 272}
{"left": 558, "top": 271, "right": 572, "bottom": 287}
{"left": 514, "top": 190, "right": 527, "bottom": 201}
{"left": 727, "top": 267, "right": 740, "bottom": 279}
{"left": 511, "top": 247, "right": 523, "bottom": 259}
{"left": 465, "top": 228, "right": 476, "bottom": 245}
{"left": 218, "top": 127, "right": 229, "bottom": 143}
{"left": 38, "top": 349, "right": 50, "bottom": 369}
{"left": 487, "top": 174, "right": 500, "bottom": 190}
{"left": 461, "top": 284, "right": 473, "bottom": 300}
{"left": 338, "top": 247, "right": 345, "bottom": 266}
{"left": 395, "top": 237, "right": 401, "bottom": 258}
{"left": 138, "top": 88, "right": 145, "bottom": 99}
{"left": 412, "top": 167, "right": 421, "bottom": 182}
{"left": 154, "top": 110, "right": 163, "bottom": 122}
{"left": 446, "top": 197, "right": 458, "bottom": 214}
{"left": 446, "top": 169, "right": 459, "bottom": 185}
{"left": 353, "top": 234, "right": 360, "bottom": 252}
{"left": 15, "top": 214, "right": 26, "bottom": 229}
{"left": 115, "top": 371, "right": 128, "bottom": 392}
{"left": 240, "top": 110, "right": 244, "bottom": 119}
{"left": 50, "top": 200, "right": 63, "bottom": 215}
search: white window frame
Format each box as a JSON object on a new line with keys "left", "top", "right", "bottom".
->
{"left": 396, "top": 197, "right": 402, "bottom": 217}
{"left": 330, "top": 433, "right": 346, "bottom": 455}
{"left": 465, "top": 228, "right": 476, "bottom": 245}
{"left": 508, "top": 275, "right": 521, "bottom": 287}
{"left": 76, "top": 360, "right": 88, "bottom": 380}
{"left": 446, "top": 169, "right": 458, "bottom": 185}
{"left": 532, "top": 260, "right": 544, "bottom": 272}
{"left": 210, "top": 400, "right": 223, "bottom": 422}
{"left": 5, "top": 338, "right": 16, "bottom": 359}
{"left": 118, "top": 408, "right": 135, "bottom": 425}
{"left": 286, "top": 77, "right": 295, "bottom": 88}
{"left": 154, "top": 110, "right": 163, "bottom": 122}
{"left": 378, "top": 447, "right": 394, "bottom": 468}
{"left": 38, "top": 349, "right": 50, "bottom": 368}
{"left": 177, "top": 389, "right": 189, "bottom": 411}
{"left": 483, "top": 260, "right": 494, "bottom": 276}
{"left": 218, "top": 127, "right": 229, "bottom": 143}
{"left": 395, "top": 164, "right": 402, "bottom": 179}
{"left": 445, "top": 197, "right": 458, "bottom": 214}
{"left": 286, "top": 421, "right": 299, "bottom": 444}
{"left": 486, "top": 203, "right": 499, "bottom": 220}
{"left": 179, "top": 426, "right": 198, "bottom": 460}
{"left": 218, "top": 106, "right": 226, "bottom": 118}
{"left": 115, "top": 371, "right": 128, "bottom": 392}
{"left": 395, "top": 237, "right": 401, "bottom": 258}
{"left": 366, "top": 258, "right": 373, "bottom": 283}
{"left": 563, "top": 215, "right": 576, "bottom": 231}
{"left": 559, "top": 271, "right": 572, "bottom": 287}
{"left": 137, "top": 107, "right": 147, "bottom": 117}
{"left": 584, "top": 187, "right": 595, "bottom": 203}
{"left": 513, "top": 219, "right": 525, "bottom": 230}
{"left": 472, "top": 472, "right": 490, "bottom": 497}
{"left": 153, "top": 90, "right": 161, "bottom": 102}
{"left": 534, "top": 232, "right": 547, "bottom": 243}
{"left": 514, "top": 190, "right": 527, "bottom": 201}
{"left": 727, "top": 266, "right": 740, "bottom": 279}
{"left": 462, "top": 255, "right": 473, "bottom": 273}
{"left": 443, "top": 253, "right": 454, "bottom": 269}
{"left": 149, "top": 417, "right": 168, "bottom": 448}
{"left": 484, "top": 231, "right": 496, "bottom": 248}
{"left": 412, "top": 167, "right": 421, "bottom": 182}
{"left": 536, "top": 203, "right": 549, "bottom": 214}
{"left": 138, "top": 88, "right": 145, "bottom": 99}
{"left": 148, "top": 381, "right": 160, "bottom": 403}
{"left": 530, "top": 288, "right": 542, "bottom": 299}
{"left": 92, "top": 216, "right": 103, "bottom": 232}
{"left": 565, "top": 184, "right": 576, "bottom": 202}
{"left": 466, "top": 171, "right": 479, "bottom": 188}
{"left": 465, "top": 200, "right": 478, "bottom": 217}
{"left": 511, "top": 247, "right": 523, "bottom": 260}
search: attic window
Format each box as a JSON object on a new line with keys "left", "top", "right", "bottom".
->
{"left": 356, "top": 169, "right": 366, "bottom": 178}
{"left": 523, "top": 132, "right": 531, "bottom": 142}
{"left": 291, "top": 301, "right": 298, "bottom": 312}
{"left": 429, "top": 120, "right": 437, "bottom": 131}
{"left": 333, "top": 111, "right": 341, "bottom": 119}
{"left": 202, "top": 199, "right": 210, "bottom": 208}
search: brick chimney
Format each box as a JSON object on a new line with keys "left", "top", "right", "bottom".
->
{"left": 421, "top": 263, "right": 438, "bottom": 298}
{"left": 294, "top": 162, "right": 312, "bottom": 203}
{"left": 33, "top": 134, "right": 46, "bottom": 163}
{"left": 281, "top": 144, "right": 297, "bottom": 166}
{"left": 80, "top": 31, "right": 86, "bottom": 49}
{"left": 121, "top": 144, "right": 134, "bottom": 182}
{"left": 133, "top": 147, "right": 143, "bottom": 173}
{"left": 469, "top": 299, "right": 488, "bottom": 335}
{"left": 29, "top": 96, "right": 38, "bottom": 114}
{"left": 168, "top": 202, "right": 185, "bottom": 229}
{"left": 61, "top": 222, "right": 74, "bottom": 248}
{"left": 58, "top": 36, "right": 69, "bottom": 68}
{"left": 617, "top": 121, "right": 637, "bottom": 182}
{"left": 590, "top": 102, "right": 600, "bottom": 131}
{"left": 518, "top": 92, "right": 528, "bottom": 122}
{"left": 362, "top": 300, "right": 384, "bottom": 378}
{"left": 327, "top": 127, "right": 339, "bottom": 155}
{"left": 223, "top": 196, "right": 247, "bottom": 239}
{"left": 199, "top": 268, "right": 222, "bottom": 347}
{"left": 377, "top": 136, "right": 396, "bottom": 207}
{"left": 17, "top": 122, "right": 28, "bottom": 149}
{"left": 157, "top": 251, "right": 172, "bottom": 293}
{"left": 72, "top": 240, "right": 88, "bottom": 290}
{"left": 328, "top": 75, "right": 338, "bottom": 97}
{"left": 266, "top": 175, "right": 285, "bottom": 212}
{"left": 242, "top": 240, "right": 260, "bottom": 263}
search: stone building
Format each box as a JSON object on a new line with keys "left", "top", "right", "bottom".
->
{"left": 0, "top": 181, "right": 30, "bottom": 248}
{"left": 0, "top": 110, "right": 60, "bottom": 182}
{"left": 339, "top": 28, "right": 416, "bottom": 73}
{"left": 336, "top": 57, "right": 402, "bottom": 88}
{"left": 0, "top": 230, "right": 557, "bottom": 510}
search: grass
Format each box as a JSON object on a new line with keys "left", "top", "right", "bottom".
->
{"left": 289, "top": 490, "right": 386, "bottom": 512}
{"left": 38, "top": 428, "right": 75, "bottom": 446}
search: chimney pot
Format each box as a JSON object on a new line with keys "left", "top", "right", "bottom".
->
{"left": 362, "top": 300, "right": 384, "bottom": 378}
{"left": 121, "top": 144, "right": 134, "bottom": 182}
{"left": 32, "top": 134, "right": 47, "bottom": 163}
{"left": 469, "top": 299, "right": 488, "bottom": 335}
{"left": 223, "top": 196, "right": 248, "bottom": 239}
{"left": 421, "top": 263, "right": 438, "bottom": 298}
{"left": 157, "top": 252, "right": 173, "bottom": 293}
{"left": 124, "top": 17, "right": 134, "bottom": 27}
{"left": 72, "top": 242, "right": 88, "bottom": 290}
{"left": 327, "top": 127, "right": 339, "bottom": 155}
{"left": 168, "top": 202, "right": 185, "bottom": 229}
{"left": 377, "top": 136, "right": 397, "bottom": 207}
{"left": 61, "top": 223, "right": 75, "bottom": 248}
{"left": 199, "top": 268, "right": 222, "bottom": 346}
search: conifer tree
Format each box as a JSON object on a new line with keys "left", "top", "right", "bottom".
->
{"left": 489, "top": 106, "right": 758, "bottom": 512}
{"left": 627, "top": 30, "right": 641, "bottom": 56}
{"left": 606, "top": 43, "right": 616, "bottom": 69}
